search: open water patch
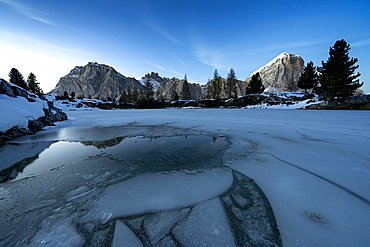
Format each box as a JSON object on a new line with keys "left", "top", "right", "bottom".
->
{"left": 1, "top": 133, "right": 227, "bottom": 182}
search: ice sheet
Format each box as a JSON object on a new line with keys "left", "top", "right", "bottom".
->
{"left": 112, "top": 220, "right": 143, "bottom": 247}
{"left": 84, "top": 169, "right": 233, "bottom": 222}
{"left": 173, "top": 198, "right": 235, "bottom": 247}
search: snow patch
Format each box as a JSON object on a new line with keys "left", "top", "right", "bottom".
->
{"left": 0, "top": 94, "right": 48, "bottom": 132}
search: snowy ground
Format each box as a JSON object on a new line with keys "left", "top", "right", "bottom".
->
{"left": 0, "top": 94, "right": 48, "bottom": 132}
{"left": 1, "top": 106, "right": 370, "bottom": 246}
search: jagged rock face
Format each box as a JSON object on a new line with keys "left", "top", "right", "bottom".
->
{"left": 138, "top": 72, "right": 204, "bottom": 101}
{"left": 156, "top": 78, "right": 203, "bottom": 101}
{"left": 50, "top": 62, "right": 142, "bottom": 100}
{"left": 143, "top": 72, "right": 170, "bottom": 84}
{"left": 245, "top": 53, "right": 304, "bottom": 92}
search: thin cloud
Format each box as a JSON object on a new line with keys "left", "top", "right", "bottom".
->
{"left": 169, "top": 70, "right": 183, "bottom": 77}
{"left": 192, "top": 45, "right": 231, "bottom": 70}
{"left": 188, "top": 28, "right": 232, "bottom": 70}
{"left": 142, "top": 62, "right": 184, "bottom": 78}
{"left": 0, "top": 31, "right": 93, "bottom": 57}
{"left": 142, "top": 20, "right": 183, "bottom": 46}
{"left": 352, "top": 38, "right": 370, "bottom": 47}
{"left": 0, "top": 0, "right": 56, "bottom": 25}
{"left": 111, "top": 0, "right": 182, "bottom": 46}
{"left": 143, "top": 61, "right": 165, "bottom": 71}
{"left": 243, "top": 39, "right": 330, "bottom": 56}
{"left": 29, "top": 15, "right": 55, "bottom": 26}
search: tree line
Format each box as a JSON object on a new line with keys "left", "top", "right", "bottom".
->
{"left": 7, "top": 68, "right": 44, "bottom": 95}
{"left": 297, "top": 39, "right": 363, "bottom": 103}
{"left": 205, "top": 68, "right": 264, "bottom": 100}
{"left": 118, "top": 73, "right": 192, "bottom": 103}
{"left": 116, "top": 68, "right": 265, "bottom": 103}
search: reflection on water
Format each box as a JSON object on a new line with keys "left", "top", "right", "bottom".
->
{"left": 82, "top": 137, "right": 124, "bottom": 149}
{"left": 14, "top": 142, "right": 98, "bottom": 181}
{"left": 3, "top": 134, "right": 227, "bottom": 182}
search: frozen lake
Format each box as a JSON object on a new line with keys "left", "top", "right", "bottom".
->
{"left": 0, "top": 124, "right": 280, "bottom": 246}
{"left": 1, "top": 108, "right": 370, "bottom": 246}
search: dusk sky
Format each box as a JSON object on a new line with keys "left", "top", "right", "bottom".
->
{"left": 1, "top": 0, "right": 369, "bottom": 93}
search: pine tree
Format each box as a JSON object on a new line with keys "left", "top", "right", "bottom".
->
{"left": 316, "top": 39, "right": 363, "bottom": 102}
{"left": 297, "top": 61, "right": 318, "bottom": 96}
{"left": 126, "top": 87, "right": 132, "bottom": 103}
{"left": 245, "top": 72, "right": 264, "bottom": 94}
{"left": 206, "top": 69, "right": 222, "bottom": 99}
{"left": 142, "top": 74, "right": 154, "bottom": 101}
{"left": 174, "top": 93, "right": 179, "bottom": 101}
{"left": 132, "top": 87, "right": 138, "bottom": 102}
{"left": 26, "top": 72, "right": 43, "bottom": 95}
{"left": 181, "top": 74, "right": 191, "bottom": 100}
{"left": 138, "top": 87, "right": 143, "bottom": 100}
{"left": 9, "top": 68, "right": 27, "bottom": 90}
{"left": 119, "top": 89, "right": 127, "bottom": 103}
{"left": 226, "top": 68, "right": 238, "bottom": 98}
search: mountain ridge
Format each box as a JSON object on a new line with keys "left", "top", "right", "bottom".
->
{"left": 49, "top": 53, "right": 305, "bottom": 100}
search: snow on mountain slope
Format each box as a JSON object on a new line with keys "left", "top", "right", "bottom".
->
{"left": 251, "top": 52, "right": 290, "bottom": 76}
{"left": 139, "top": 78, "right": 160, "bottom": 90}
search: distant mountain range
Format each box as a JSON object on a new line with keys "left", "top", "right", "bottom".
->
{"left": 49, "top": 53, "right": 305, "bottom": 100}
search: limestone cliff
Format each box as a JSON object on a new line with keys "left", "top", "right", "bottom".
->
{"left": 50, "top": 62, "right": 142, "bottom": 100}
{"left": 154, "top": 76, "right": 203, "bottom": 101}
{"left": 245, "top": 53, "right": 305, "bottom": 92}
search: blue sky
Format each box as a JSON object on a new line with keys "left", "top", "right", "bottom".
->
{"left": 1, "top": 0, "right": 369, "bottom": 93}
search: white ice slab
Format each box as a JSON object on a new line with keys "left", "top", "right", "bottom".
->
{"left": 144, "top": 209, "right": 189, "bottom": 244}
{"left": 84, "top": 169, "right": 233, "bottom": 222}
{"left": 112, "top": 220, "right": 143, "bottom": 247}
{"left": 172, "top": 198, "right": 236, "bottom": 247}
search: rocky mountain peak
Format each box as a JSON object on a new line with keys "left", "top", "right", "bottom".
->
{"left": 245, "top": 53, "right": 304, "bottom": 92}
{"left": 49, "top": 62, "right": 142, "bottom": 100}
{"left": 141, "top": 72, "right": 169, "bottom": 84}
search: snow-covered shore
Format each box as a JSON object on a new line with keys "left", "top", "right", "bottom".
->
{"left": 6, "top": 107, "right": 370, "bottom": 247}
{"left": 0, "top": 93, "right": 48, "bottom": 132}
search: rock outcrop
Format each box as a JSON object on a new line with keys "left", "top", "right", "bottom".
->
{"left": 0, "top": 79, "right": 34, "bottom": 100}
{"left": 154, "top": 75, "right": 203, "bottom": 101}
{"left": 245, "top": 52, "right": 305, "bottom": 92}
{"left": 50, "top": 62, "right": 143, "bottom": 100}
